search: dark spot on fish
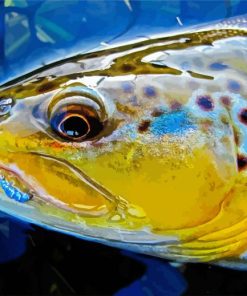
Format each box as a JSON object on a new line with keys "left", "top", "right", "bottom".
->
{"left": 220, "top": 96, "right": 231, "bottom": 108}
{"left": 138, "top": 120, "right": 151, "bottom": 133}
{"left": 132, "top": 43, "right": 144, "bottom": 49}
{"left": 122, "top": 82, "right": 134, "bottom": 93}
{"left": 233, "top": 127, "right": 241, "bottom": 146}
{"left": 15, "top": 85, "right": 24, "bottom": 92}
{"left": 228, "top": 80, "right": 241, "bottom": 92}
{"left": 220, "top": 115, "right": 229, "bottom": 125}
{"left": 196, "top": 95, "right": 214, "bottom": 111}
{"left": 144, "top": 86, "right": 156, "bottom": 97}
{"left": 209, "top": 62, "right": 228, "bottom": 71}
{"left": 37, "top": 81, "right": 56, "bottom": 93}
{"left": 237, "top": 155, "right": 247, "bottom": 171}
{"left": 67, "top": 74, "right": 80, "bottom": 81}
{"left": 86, "top": 53, "right": 98, "bottom": 58}
{"left": 151, "top": 108, "right": 164, "bottom": 117}
{"left": 121, "top": 64, "right": 136, "bottom": 72}
{"left": 238, "top": 108, "right": 247, "bottom": 125}
{"left": 116, "top": 102, "right": 136, "bottom": 115}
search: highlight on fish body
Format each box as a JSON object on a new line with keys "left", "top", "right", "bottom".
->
{"left": 1, "top": 15, "right": 247, "bottom": 269}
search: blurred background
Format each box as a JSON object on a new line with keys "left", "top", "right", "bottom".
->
{"left": 1, "top": 0, "right": 247, "bottom": 295}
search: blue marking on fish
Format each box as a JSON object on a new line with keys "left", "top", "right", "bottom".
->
{"left": 0, "top": 177, "right": 31, "bottom": 203}
{"left": 209, "top": 62, "right": 228, "bottom": 71}
{"left": 150, "top": 110, "right": 194, "bottom": 136}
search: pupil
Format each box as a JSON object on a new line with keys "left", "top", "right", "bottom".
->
{"left": 61, "top": 116, "right": 89, "bottom": 138}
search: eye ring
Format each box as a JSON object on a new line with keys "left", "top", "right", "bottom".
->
{"left": 57, "top": 113, "right": 91, "bottom": 141}
{"left": 48, "top": 85, "right": 115, "bottom": 142}
{"left": 50, "top": 103, "right": 105, "bottom": 142}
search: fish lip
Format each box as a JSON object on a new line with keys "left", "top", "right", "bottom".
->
{"left": 0, "top": 152, "right": 120, "bottom": 216}
{"left": 29, "top": 151, "right": 119, "bottom": 204}
{"left": 0, "top": 164, "right": 36, "bottom": 195}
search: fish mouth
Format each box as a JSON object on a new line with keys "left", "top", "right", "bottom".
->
{"left": 0, "top": 152, "right": 120, "bottom": 217}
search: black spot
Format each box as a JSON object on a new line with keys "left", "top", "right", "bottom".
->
{"left": 138, "top": 120, "right": 151, "bottom": 133}
{"left": 151, "top": 109, "right": 164, "bottom": 117}
{"left": 196, "top": 95, "right": 214, "bottom": 111}
{"left": 86, "top": 53, "right": 98, "bottom": 58}
{"left": 37, "top": 81, "right": 56, "bottom": 93}
{"left": 121, "top": 64, "right": 136, "bottom": 72}
{"left": 151, "top": 63, "right": 167, "bottom": 69}
{"left": 238, "top": 108, "right": 247, "bottom": 125}
{"left": 237, "top": 155, "right": 247, "bottom": 171}
{"left": 132, "top": 43, "right": 144, "bottom": 49}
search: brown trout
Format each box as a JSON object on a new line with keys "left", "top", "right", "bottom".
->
{"left": 1, "top": 15, "right": 247, "bottom": 268}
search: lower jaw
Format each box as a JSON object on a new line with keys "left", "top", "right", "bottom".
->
{"left": 0, "top": 164, "right": 107, "bottom": 216}
{"left": 0, "top": 164, "right": 35, "bottom": 197}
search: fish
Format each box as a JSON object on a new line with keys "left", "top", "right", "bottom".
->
{"left": 1, "top": 14, "right": 247, "bottom": 269}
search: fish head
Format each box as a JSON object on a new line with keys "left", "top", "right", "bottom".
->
{"left": 0, "top": 74, "right": 237, "bottom": 242}
{"left": 1, "top": 22, "right": 247, "bottom": 264}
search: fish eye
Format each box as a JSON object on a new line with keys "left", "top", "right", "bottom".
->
{"left": 49, "top": 85, "right": 108, "bottom": 142}
{"left": 50, "top": 104, "right": 104, "bottom": 141}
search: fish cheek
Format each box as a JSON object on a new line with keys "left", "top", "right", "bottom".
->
{"left": 77, "top": 130, "right": 237, "bottom": 230}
